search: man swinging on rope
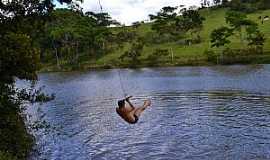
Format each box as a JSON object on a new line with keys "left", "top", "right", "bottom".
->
{"left": 116, "top": 96, "right": 151, "bottom": 124}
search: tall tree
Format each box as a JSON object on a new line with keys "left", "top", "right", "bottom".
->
{"left": 246, "top": 25, "right": 266, "bottom": 53}
{"left": 149, "top": 6, "right": 178, "bottom": 36}
{"left": 176, "top": 9, "right": 205, "bottom": 44}
{"left": 0, "top": 0, "right": 78, "bottom": 159}
{"left": 225, "top": 11, "right": 257, "bottom": 44}
{"left": 211, "top": 27, "right": 233, "bottom": 48}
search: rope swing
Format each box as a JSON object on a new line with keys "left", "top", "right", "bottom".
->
{"left": 98, "top": 0, "right": 127, "bottom": 99}
{"left": 98, "top": 0, "right": 103, "bottom": 12}
{"left": 118, "top": 69, "right": 128, "bottom": 98}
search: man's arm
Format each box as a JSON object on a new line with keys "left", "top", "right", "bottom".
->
{"left": 125, "top": 96, "right": 135, "bottom": 109}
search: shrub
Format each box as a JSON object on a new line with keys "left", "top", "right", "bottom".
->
{"left": 119, "top": 41, "right": 144, "bottom": 66}
{"left": 204, "top": 50, "right": 218, "bottom": 64}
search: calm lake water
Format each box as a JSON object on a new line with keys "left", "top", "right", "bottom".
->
{"left": 27, "top": 65, "right": 270, "bottom": 160}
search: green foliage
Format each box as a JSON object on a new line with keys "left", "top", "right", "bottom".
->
{"left": 132, "top": 21, "right": 141, "bottom": 28}
{"left": 176, "top": 9, "right": 205, "bottom": 44}
{"left": 221, "top": 48, "right": 263, "bottom": 64}
{"left": 204, "top": 50, "right": 218, "bottom": 64}
{"left": 119, "top": 41, "right": 144, "bottom": 65}
{"left": 44, "top": 9, "right": 119, "bottom": 68}
{"left": 246, "top": 25, "right": 266, "bottom": 53}
{"left": 224, "top": 10, "right": 260, "bottom": 45}
{"left": 149, "top": 7, "right": 205, "bottom": 44}
{"left": 257, "top": 0, "right": 270, "bottom": 10}
{"left": 211, "top": 27, "right": 233, "bottom": 48}
{"left": 147, "top": 49, "right": 169, "bottom": 63}
{"left": 225, "top": 11, "right": 247, "bottom": 28}
{"left": 92, "top": 8, "right": 270, "bottom": 68}
{"left": 229, "top": 0, "right": 258, "bottom": 13}
{"left": 213, "top": 0, "right": 222, "bottom": 5}
{"left": 149, "top": 6, "right": 178, "bottom": 36}
{"left": 85, "top": 12, "right": 120, "bottom": 26}
{"left": 0, "top": 82, "right": 55, "bottom": 159}
{"left": 225, "top": 11, "right": 257, "bottom": 34}
{"left": 115, "top": 30, "right": 137, "bottom": 43}
{"left": 209, "top": 9, "right": 266, "bottom": 64}
{"left": 228, "top": 0, "right": 270, "bottom": 12}
{"left": 0, "top": 151, "right": 16, "bottom": 160}
{"left": 177, "top": 9, "right": 205, "bottom": 32}
{"left": 0, "top": 33, "right": 40, "bottom": 83}
{"left": 0, "top": 0, "right": 75, "bottom": 159}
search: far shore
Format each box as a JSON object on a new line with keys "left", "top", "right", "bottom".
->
{"left": 39, "top": 58, "right": 270, "bottom": 73}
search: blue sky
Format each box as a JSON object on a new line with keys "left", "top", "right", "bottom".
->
{"left": 56, "top": 0, "right": 207, "bottom": 25}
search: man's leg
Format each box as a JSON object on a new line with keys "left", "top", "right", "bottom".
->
{"left": 134, "top": 99, "right": 151, "bottom": 117}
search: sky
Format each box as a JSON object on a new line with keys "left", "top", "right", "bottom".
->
{"left": 56, "top": 0, "right": 204, "bottom": 25}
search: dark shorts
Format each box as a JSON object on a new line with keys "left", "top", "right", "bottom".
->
{"left": 118, "top": 99, "right": 125, "bottom": 108}
{"left": 130, "top": 114, "right": 139, "bottom": 124}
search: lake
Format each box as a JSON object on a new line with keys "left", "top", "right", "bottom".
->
{"left": 27, "top": 65, "right": 270, "bottom": 160}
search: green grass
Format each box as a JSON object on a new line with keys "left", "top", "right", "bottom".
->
{"left": 41, "top": 8, "right": 270, "bottom": 71}
{"left": 91, "top": 8, "right": 270, "bottom": 68}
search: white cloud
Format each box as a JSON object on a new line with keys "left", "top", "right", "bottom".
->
{"left": 79, "top": 0, "right": 202, "bottom": 25}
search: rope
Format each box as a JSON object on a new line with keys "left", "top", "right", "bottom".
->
{"left": 118, "top": 69, "right": 128, "bottom": 98}
{"left": 98, "top": 0, "right": 103, "bottom": 12}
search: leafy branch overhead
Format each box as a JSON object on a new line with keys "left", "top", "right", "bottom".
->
{"left": 0, "top": 0, "right": 117, "bottom": 158}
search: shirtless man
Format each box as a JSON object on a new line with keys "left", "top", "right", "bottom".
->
{"left": 116, "top": 96, "right": 151, "bottom": 124}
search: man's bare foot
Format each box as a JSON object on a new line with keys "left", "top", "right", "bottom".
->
{"left": 125, "top": 96, "right": 132, "bottom": 101}
{"left": 144, "top": 99, "right": 151, "bottom": 107}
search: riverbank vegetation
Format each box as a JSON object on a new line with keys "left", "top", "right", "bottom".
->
{"left": 0, "top": 0, "right": 68, "bottom": 159}
{"left": 38, "top": 0, "right": 270, "bottom": 71}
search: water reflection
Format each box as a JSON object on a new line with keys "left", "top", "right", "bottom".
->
{"left": 28, "top": 65, "right": 270, "bottom": 160}
{"left": 209, "top": 64, "right": 264, "bottom": 76}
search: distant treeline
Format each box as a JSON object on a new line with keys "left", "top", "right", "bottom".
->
{"left": 212, "top": 0, "right": 270, "bottom": 11}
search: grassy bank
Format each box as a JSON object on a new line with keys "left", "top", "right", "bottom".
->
{"left": 41, "top": 8, "right": 270, "bottom": 72}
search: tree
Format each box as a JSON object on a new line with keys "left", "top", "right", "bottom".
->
{"left": 149, "top": 6, "right": 205, "bottom": 44}
{"left": 211, "top": 27, "right": 233, "bottom": 48}
{"left": 210, "top": 27, "right": 233, "bottom": 64}
{"left": 119, "top": 41, "right": 144, "bottom": 65}
{"left": 176, "top": 9, "right": 205, "bottom": 44}
{"left": 132, "top": 21, "right": 141, "bottom": 28}
{"left": 201, "top": 0, "right": 211, "bottom": 8}
{"left": 0, "top": 0, "right": 77, "bottom": 159}
{"left": 213, "top": 0, "right": 222, "bottom": 5}
{"left": 246, "top": 25, "right": 266, "bottom": 53}
{"left": 149, "top": 6, "right": 178, "bottom": 36}
{"left": 228, "top": 0, "right": 270, "bottom": 10}
{"left": 258, "top": 0, "right": 270, "bottom": 9}
{"left": 228, "top": 0, "right": 263, "bottom": 12}
{"left": 147, "top": 49, "right": 169, "bottom": 65}
{"left": 222, "top": 0, "right": 230, "bottom": 6}
{"left": 225, "top": 11, "right": 257, "bottom": 44}
{"left": 85, "top": 11, "right": 120, "bottom": 26}
{"left": 44, "top": 9, "right": 119, "bottom": 68}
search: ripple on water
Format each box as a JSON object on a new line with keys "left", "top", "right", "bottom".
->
{"left": 29, "top": 89, "right": 270, "bottom": 160}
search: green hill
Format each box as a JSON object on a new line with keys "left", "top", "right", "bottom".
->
{"left": 89, "top": 8, "right": 270, "bottom": 68}
{"left": 42, "top": 8, "right": 270, "bottom": 71}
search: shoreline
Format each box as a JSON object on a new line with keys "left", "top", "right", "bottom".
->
{"left": 39, "top": 61, "right": 270, "bottom": 73}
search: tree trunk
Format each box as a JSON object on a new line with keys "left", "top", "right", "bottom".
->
{"left": 239, "top": 27, "right": 244, "bottom": 47}
{"left": 55, "top": 48, "right": 60, "bottom": 69}
{"left": 170, "top": 47, "right": 174, "bottom": 63}
{"left": 75, "top": 41, "right": 79, "bottom": 65}
{"left": 53, "top": 42, "right": 60, "bottom": 69}
{"left": 40, "top": 48, "right": 45, "bottom": 62}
